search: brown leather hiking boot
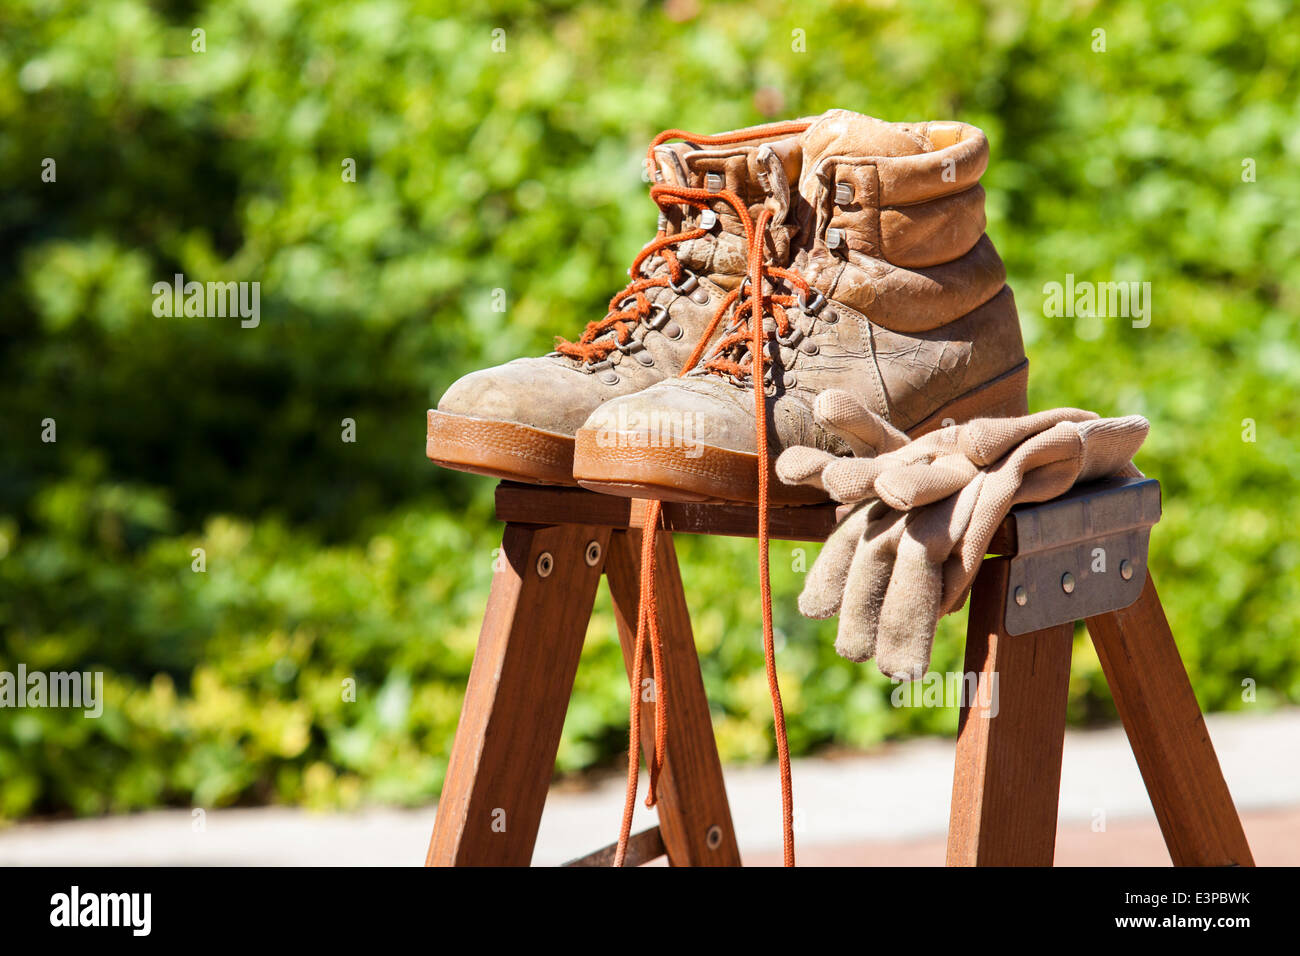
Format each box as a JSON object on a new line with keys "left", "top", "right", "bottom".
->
{"left": 425, "top": 121, "right": 809, "bottom": 484}
{"left": 572, "top": 111, "right": 1029, "bottom": 504}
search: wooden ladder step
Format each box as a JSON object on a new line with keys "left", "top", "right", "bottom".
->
{"left": 564, "top": 827, "right": 666, "bottom": 868}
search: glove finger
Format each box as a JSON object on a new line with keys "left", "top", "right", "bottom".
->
{"left": 1016, "top": 457, "right": 1085, "bottom": 507}
{"left": 989, "top": 420, "right": 1113, "bottom": 516}
{"left": 775, "top": 445, "right": 838, "bottom": 490}
{"left": 813, "top": 390, "right": 910, "bottom": 456}
{"left": 947, "top": 432, "right": 1078, "bottom": 603}
{"left": 937, "top": 474, "right": 989, "bottom": 610}
{"left": 833, "top": 503, "right": 902, "bottom": 663}
{"left": 941, "top": 554, "right": 976, "bottom": 617}
{"left": 952, "top": 428, "right": 1090, "bottom": 609}
{"left": 820, "top": 456, "right": 888, "bottom": 503}
{"left": 874, "top": 523, "right": 943, "bottom": 681}
{"left": 874, "top": 456, "right": 979, "bottom": 511}
{"left": 1074, "top": 415, "right": 1150, "bottom": 483}
{"left": 798, "top": 502, "right": 870, "bottom": 619}
{"left": 959, "top": 408, "right": 1099, "bottom": 466}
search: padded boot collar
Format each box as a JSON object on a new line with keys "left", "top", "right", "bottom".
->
{"left": 793, "top": 111, "right": 991, "bottom": 270}
{"left": 798, "top": 111, "right": 988, "bottom": 207}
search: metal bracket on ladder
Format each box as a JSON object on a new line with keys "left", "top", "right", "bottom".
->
{"left": 1001, "top": 477, "right": 1162, "bottom": 636}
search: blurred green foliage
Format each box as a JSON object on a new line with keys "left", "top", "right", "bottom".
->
{"left": 1, "top": 0, "right": 1297, "bottom": 820}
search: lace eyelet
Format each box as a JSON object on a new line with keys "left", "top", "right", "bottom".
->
{"left": 619, "top": 339, "right": 656, "bottom": 368}
{"left": 797, "top": 290, "right": 826, "bottom": 314}
{"left": 669, "top": 272, "right": 698, "bottom": 295}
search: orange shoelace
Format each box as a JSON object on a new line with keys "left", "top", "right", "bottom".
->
{"left": 614, "top": 121, "right": 811, "bottom": 868}
{"left": 554, "top": 229, "right": 702, "bottom": 364}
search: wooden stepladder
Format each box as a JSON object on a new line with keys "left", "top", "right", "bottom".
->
{"left": 426, "top": 477, "right": 1254, "bottom": 867}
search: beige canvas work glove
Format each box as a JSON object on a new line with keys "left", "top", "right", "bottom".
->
{"left": 777, "top": 392, "right": 1149, "bottom": 680}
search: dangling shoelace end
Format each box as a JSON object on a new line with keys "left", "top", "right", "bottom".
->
{"left": 612, "top": 122, "right": 816, "bottom": 868}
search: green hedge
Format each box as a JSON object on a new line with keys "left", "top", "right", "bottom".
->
{"left": 1, "top": 0, "right": 1297, "bottom": 818}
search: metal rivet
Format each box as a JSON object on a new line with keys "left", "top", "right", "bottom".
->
{"left": 699, "top": 210, "right": 717, "bottom": 230}
{"left": 599, "top": 371, "right": 620, "bottom": 385}
{"left": 834, "top": 182, "right": 853, "bottom": 205}
{"left": 690, "top": 287, "right": 710, "bottom": 305}
{"left": 1120, "top": 559, "right": 1134, "bottom": 581}
{"left": 826, "top": 227, "right": 844, "bottom": 250}
{"left": 584, "top": 541, "right": 602, "bottom": 567}
{"left": 536, "top": 552, "right": 554, "bottom": 577}
{"left": 635, "top": 350, "right": 654, "bottom": 366}
{"left": 664, "top": 321, "right": 683, "bottom": 339}
{"left": 705, "top": 825, "right": 723, "bottom": 850}
{"left": 1061, "top": 572, "right": 1076, "bottom": 594}
{"left": 1014, "top": 586, "right": 1028, "bottom": 607}
{"left": 704, "top": 172, "right": 723, "bottom": 192}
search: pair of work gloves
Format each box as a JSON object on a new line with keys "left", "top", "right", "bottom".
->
{"left": 776, "top": 392, "right": 1150, "bottom": 681}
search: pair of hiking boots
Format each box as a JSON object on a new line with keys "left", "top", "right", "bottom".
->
{"left": 427, "top": 109, "right": 1029, "bottom": 504}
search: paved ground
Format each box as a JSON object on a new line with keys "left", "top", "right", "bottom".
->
{"left": 3, "top": 708, "right": 1296, "bottom": 866}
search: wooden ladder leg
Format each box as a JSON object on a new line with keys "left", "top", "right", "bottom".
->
{"left": 426, "top": 521, "right": 611, "bottom": 866}
{"left": 947, "top": 557, "right": 1074, "bottom": 866}
{"left": 1085, "top": 572, "right": 1254, "bottom": 866}
{"left": 603, "top": 529, "right": 742, "bottom": 866}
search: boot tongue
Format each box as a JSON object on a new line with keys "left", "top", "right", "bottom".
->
{"left": 796, "top": 110, "right": 931, "bottom": 204}
{"left": 653, "top": 140, "right": 792, "bottom": 220}
{"left": 652, "top": 137, "right": 801, "bottom": 284}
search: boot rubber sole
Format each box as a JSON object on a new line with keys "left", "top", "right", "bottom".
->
{"left": 426, "top": 409, "right": 577, "bottom": 485}
{"left": 571, "top": 360, "right": 1030, "bottom": 505}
